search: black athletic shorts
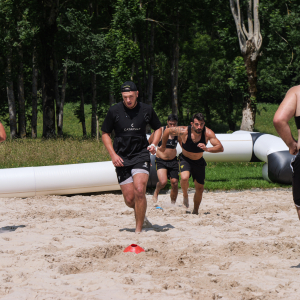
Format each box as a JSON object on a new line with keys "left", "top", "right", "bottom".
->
{"left": 155, "top": 157, "right": 179, "bottom": 180}
{"left": 179, "top": 153, "right": 207, "bottom": 185}
{"left": 115, "top": 160, "right": 150, "bottom": 185}
{"left": 291, "top": 152, "right": 300, "bottom": 207}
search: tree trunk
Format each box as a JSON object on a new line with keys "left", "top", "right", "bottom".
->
{"left": 146, "top": 21, "right": 155, "bottom": 106}
{"left": 78, "top": 70, "right": 87, "bottom": 137}
{"left": 226, "top": 92, "right": 235, "bottom": 131}
{"left": 171, "top": 16, "right": 179, "bottom": 116}
{"left": 39, "top": 3, "right": 58, "bottom": 138}
{"left": 91, "top": 72, "right": 97, "bottom": 137}
{"left": 41, "top": 71, "right": 48, "bottom": 137}
{"left": 230, "top": 0, "right": 262, "bottom": 131}
{"left": 31, "top": 45, "right": 38, "bottom": 138}
{"left": 240, "top": 41, "right": 259, "bottom": 131}
{"left": 89, "top": 3, "right": 97, "bottom": 138}
{"left": 109, "top": 91, "right": 115, "bottom": 106}
{"left": 134, "top": 34, "right": 143, "bottom": 102}
{"left": 18, "top": 47, "right": 26, "bottom": 138}
{"left": 5, "top": 51, "right": 17, "bottom": 139}
{"left": 57, "top": 55, "right": 68, "bottom": 137}
{"left": 140, "top": 42, "right": 147, "bottom": 103}
{"left": 131, "top": 61, "right": 135, "bottom": 81}
{"left": 54, "top": 50, "right": 60, "bottom": 136}
{"left": 204, "top": 101, "right": 211, "bottom": 126}
{"left": 135, "top": 60, "right": 142, "bottom": 102}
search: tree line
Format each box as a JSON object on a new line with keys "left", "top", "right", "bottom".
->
{"left": 0, "top": 0, "right": 299, "bottom": 139}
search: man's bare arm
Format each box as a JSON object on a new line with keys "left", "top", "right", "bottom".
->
{"left": 148, "top": 132, "right": 155, "bottom": 145}
{"left": 198, "top": 128, "right": 223, "bottom": 153}
{"left": 0, "top": 123, "right": 6, "bottom": 142}
{"left": 148, "top": 126, "right": 162, "bottom": 146}
{"left": 101, "top": 132, "right": 124, "bottom": 166}
{"left": 160, "top": 126, "right": 187, "bottom": 149}
{"left": 147, "top": 127, "right": 162, "bottom": 155}
{"left": 151, "top": 127, "right": 162, "bottom": 146}
{"left": 273, "top": 87, "right": 298, "bottom": 155}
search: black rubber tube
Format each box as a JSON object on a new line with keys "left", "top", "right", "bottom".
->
{"left": 267, "top": 151, "right": 293, "bottom": 184}
{"left": 147, "top": 154, "right": 158, "bottom": 188}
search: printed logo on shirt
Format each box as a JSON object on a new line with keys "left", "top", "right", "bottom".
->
{"left": 181, "top": 164, "right": 184, "bottom": 169}
{"left": 143, "top": 162, "right": 148, "bottom": 168}
{"left": 124, "top": 123, "right": 141, "bottom": 132}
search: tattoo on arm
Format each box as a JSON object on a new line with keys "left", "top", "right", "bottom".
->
{"left": 169, "top": 127, "right": 186, "bottom": 136}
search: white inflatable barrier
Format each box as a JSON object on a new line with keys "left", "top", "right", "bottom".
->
{"left": 0, "top": 161, "right": 120, "bottom": 198}
{"left": 0, "top": 131, "right": 293, "bottom": 198}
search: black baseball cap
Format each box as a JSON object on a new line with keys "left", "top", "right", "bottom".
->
{"left": 121, "top": 81, "right": 137, "bottom": 93}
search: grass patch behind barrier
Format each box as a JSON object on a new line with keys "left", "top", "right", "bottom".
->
{"left": 0, "top": 138, "right": 110, "bottom": 169}
{"left": 163, "top": 161, "right": 286, "bottom": 191}
{"left": 196, "top": 162, "right": 284, "bottom": 190}
{"left": 255, "top": 103, "right": 298, "bottom": 137}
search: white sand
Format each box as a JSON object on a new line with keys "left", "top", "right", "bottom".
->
{"left": 1, "top": 189, "right": 300, "bottom": 299}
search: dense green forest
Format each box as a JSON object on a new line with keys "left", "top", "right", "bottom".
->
{"left": 0, "top": 0, "right": 299, "bottom": 139}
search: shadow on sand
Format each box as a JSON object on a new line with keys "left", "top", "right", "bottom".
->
{"left": 0, "top": 225, "right": 26, "bottom": 233}
{"left": 120, "top": 223, "right": 175, "bottom": 233}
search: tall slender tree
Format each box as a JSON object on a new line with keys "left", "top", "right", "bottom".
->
{"left": 230, "top": 0, "right": 262, "bottom": 131}
{"left": 39, "top": 1, "right": 59, "bottom": 138}
{"left": 31, "top": 44, "right": 38, "bottom": 138}
{"left": 5, "top": 49, "right": 17, "bottom": 139}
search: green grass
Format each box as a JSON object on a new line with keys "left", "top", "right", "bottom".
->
{"left": 255, "top": 103, "right": 298, "bottom": 137}
{"left": 0, "top": 138, "right": 110, "bottom": 169}
{"left": 0, "top": 102, "right": 294, "bottom": 190}
{"left": 199, "top": 162, "right": 282, "bottom": 190}
{"left": 36, "top": 103, "right": 93, "bottom": 138}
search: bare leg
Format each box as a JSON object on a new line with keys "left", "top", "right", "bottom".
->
{"left": 296, "top": 206, "right": 300, "bottom": 221}
{"left": 170, "top": 178, "right": 178, "bottom": 204}
{"left": 192, "top": 180, "right": 204, "bottom": 214}
{"left": 133, "top": 173, "right": 149, "bottom": 233}
{"left": 153, "top": 169, "right": 168, "bottom": 203}
{"left": 120, "top": 182, "right": 135, "bottom": 208}
{"left": 180, "top": 171, "right": 190, "bottom": 208}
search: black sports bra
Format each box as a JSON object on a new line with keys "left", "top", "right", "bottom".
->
{"left": 295, "top": 116, "right": 300, "bottom": 129}
{"left": 182, "top": 126, "right": 206, "bottom": 153}
{"left": 158, "top": 126, "right": 178, "bottom": 149}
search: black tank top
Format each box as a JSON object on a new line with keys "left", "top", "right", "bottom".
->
{"left": 182, "top": 126, "right": 206, "bottom": 153}
{"left": 158, "top": 126, "right": 178, "bottom": 149}
{"left": 295, "top": 116, "right": 300, "bottom": 129}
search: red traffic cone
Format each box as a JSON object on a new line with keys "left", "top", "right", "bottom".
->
{"left": 123, "top": 244, "right": 145, "bottom": 254}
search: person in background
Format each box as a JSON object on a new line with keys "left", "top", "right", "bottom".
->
{"left": 159, "top": 113, "right": 223, "bottom": 214}
{"left": 273, "top": 86, "right": 300, "bottom": 220}
{"left": 148, "top": 114, "right": 179, "bottom": 204}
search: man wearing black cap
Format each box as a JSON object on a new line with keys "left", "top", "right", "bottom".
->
{"left": 101, "top": 81, "right": 162, "bottom": 233}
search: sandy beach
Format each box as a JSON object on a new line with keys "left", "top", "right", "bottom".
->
{"left": 0, "top": 189, "right": 300, "bottom": 299}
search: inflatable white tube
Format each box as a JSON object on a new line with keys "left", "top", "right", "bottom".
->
{"left": 176, "top": 133, "right": 253, "bottom": 162}
{"left": 0, "top": 161, "right": 120, "bottom": 198}
{"left": 253, "top": 134, "right": 288, "bottom": 162}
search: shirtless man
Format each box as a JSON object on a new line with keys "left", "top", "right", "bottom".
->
{"left": 159, "top": 113, "right": 223, "bottom": 214}
{"left": 273, "top": 86, "right": 300, "bottom": 220}
{"left": 148, "top": 114, "right": 179, "bottom": 204}
{"left": 101, "top": 81, "right": 162, "bottom": 233}
{"left": 0, "top": 122, "right": 6, "bottom": 142}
